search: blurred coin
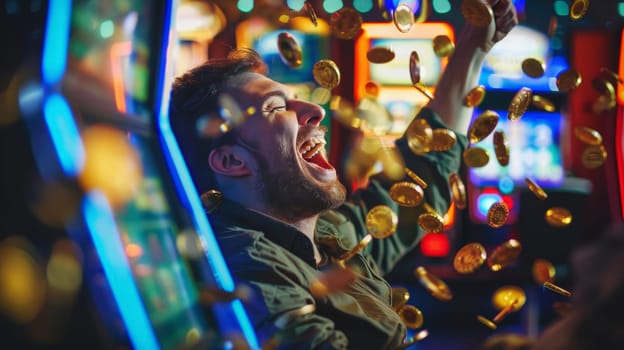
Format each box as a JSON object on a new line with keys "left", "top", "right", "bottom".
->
{"left": 521, "top": 58, "right": 545, "bottom": 78}
{"left": 277, "top": 32, "right": 303, "bottom": 68}
{"left": 390, "top": 181, "right": 424, "bottom": 207}
{"left": 405, "top": 168, "right": 428, "bottom": 189}
{"left": 397, "top": 329, "right": 429, "bottom": 349}
{"left": 581, "top": 144, "right": 607, "bottom": 169}
{"left": 303, "top": 1, "right": 318, "bottom": 27}
{"left": 532, "top": 95, "right": 556, "bottom": 112}
{"left": 463, "top": 147, "right": 490, "bottom": 168}
{"left": 413, "top": 82, "right": 434, "bottom": 100}
{"left": 487, "top": 239, "right": 521, "bottom": 271}
{"left": 556, "top": 69, "right": 582, "bottom": 92}
{"left": 367, "top": 46, "right": 395, "bottom": 64}
{"left": 397, "top": 304, "right": 424, "bottom": 329}
{"left": 543, "top": 281, "right": 572, "bottom": 297}
{"left": 592, "top": 95, "right": 615, "bottom": 114}
{"left": 393, "top": 3, "right": 414, "bottom": 33}
{"left": 574, "top": 126, "right": 603, "bottom": 146}
{"left": 200, "top": 189, "right": 224, "bottom": 213}
{"left": 487, "top": 201, "right": 509, "bottom": 228}
{"left": 406, "top": 118, "right": 433, "bottom": 154}
{"left": 600, "top": 67, "right": 623, "bottom": 85}
{"left": 391, "top": 286, "right": 411, "bottom": 310}
{"left": 477, "top": 315, "right": 497, "bottom": 330}
{"left": 591, "top": 77, "right": 615, "bottom": 97}
{"left": 525, "top": 178, "right": 548, "bottom": 200}
{"left": 274, "top": 304, "right": 316, "bottom": 329}
{"left": 467, "top": 110, "right": 499, "bottom": 144}
{"left": 330, "top": 7, "right": 362, "bottom": 40}
{"left": 508, "top": 87, "right": 533, "bottom": 121}
{"left": 432, "top": 35, "right": 454, "bottom": 57}
{"left": 569, "top": 0, "right": 589, "bottom": 20}
{"left": 310, "top": 87, "right": 331, "bottom": 105}
{"left": 415, "top": 266, "right": 453, "bottom": 302}
{"left": 313, "top": 59, "right": 341, "bottom": 89}
{"left": 464, "top": 85, "right": 486, "bottom": 107}
{"left": 409, "top": 51, "right": 421, "bottom": 85}
{"left": 453, "top": 242, "right": 487, "bottom": 274}
{"left": 545, "top": 207, "right": 573, "bottom": 227}
{"left": 449, "top": 173, "right": 467, "bottom": 210}
{"left": 337, "top": 234, "right": 373, "bottom": 264}
{"left": 461, "top": 0, "right": 493, "bottom": 27}
{"left": 366, "top": 205, "right": 398, "bottom": 239}
{"left": 430, "top": 128, "right": 457, "bottom": 151}
{"left": 310, "top": 266, "right": 357, "bottom": 297}
{"left": 532, "top": 259, "right": 556, "bottom": 284}
{"left": 493, "top": 130, "right": 510, "bottom": 166}
{"left": 548, "top": 16, "right": 558, "bottom": 37}
{"left": 418, "top": 212, "right": 444, "bottom": 233}
{"left": 493, "top": 285, "right": 526, "bottom": 312}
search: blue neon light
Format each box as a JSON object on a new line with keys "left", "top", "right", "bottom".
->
{"left": 477, "top": 193, "right": 502, "bottom": 217}
{"left": 42, "top": 0, "right": 71, "bottom": 85}
{"left": 42, "top": 94, "right": 85, "bottom": 177}
{"left": 83, "top": 191, "right": 159, "bottom": 350}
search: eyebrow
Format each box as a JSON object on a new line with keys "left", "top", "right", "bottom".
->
{"left": 262, "top": 89, "right": 296, "bottom": 102}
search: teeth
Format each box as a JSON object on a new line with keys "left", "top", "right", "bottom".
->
{"left": 300, "top": 137, "right": 326, "bottom": 159}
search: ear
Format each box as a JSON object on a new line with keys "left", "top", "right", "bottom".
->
{"left": 208, "top": 145, "right": 252, "bottom": 177}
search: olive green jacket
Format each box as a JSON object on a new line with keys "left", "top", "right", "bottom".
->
{"left": 208, "top": 109, "right": 467, "bottom": 349}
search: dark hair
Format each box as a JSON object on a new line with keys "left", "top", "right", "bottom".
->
{"left": 168, "top": 49, "right": 267, "bottom": 194}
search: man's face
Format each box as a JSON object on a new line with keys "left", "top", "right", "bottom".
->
{"left": 224, "top": 72, "right": 346, "bottom": 221}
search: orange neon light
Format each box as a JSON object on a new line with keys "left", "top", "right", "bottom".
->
{"left": 110, "top": 41, "right": 133, "bottom": 113}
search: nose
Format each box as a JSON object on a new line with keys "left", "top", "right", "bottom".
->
{"left": 292, "top": 99, "right": 325, "bottom": 126}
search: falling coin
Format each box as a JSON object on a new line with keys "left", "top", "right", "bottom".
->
{"left": 493, "top": 286, "right": 526, "bottom": 312}
{"left": 432, "top": 35, "right": 454, "bottom": 57}
{"left": 532, "top": 259, "right": 556, "bottom": 284}
{"left": 463, "top": 147, "right": 490, "bottom": 168}
{"left": 313, "top": 59, "right": 341, "bottom": 89}
{"left": 367, "top": 46, "right": 395, "bottom": 64}
{"left": 391, "top": 286, "right": 411, "bottom": 310}
{"left": 418, "top": 212, "right": 444, "bottom": 233}
{"left": 464, "top": 85, "right": 486, "bottom": 107}
{"left": 574, "top": 126, "right": 603, "bottom": 146}
{"left": 337, "top": 234, "right": 373, "bottom": 264}
{"left": 277, "top": 32, "right": 303, "bottom": 68}
{"left": 430, "top": 128, "right": 457, "bottom": 151}
{"left": 397, "top": 329, "right": 429, "bottom": 349}
{"left": 406, "top": 118, "right": 432, "bottom": 154}
{"left": 449, "top": 173, "right": 467, "bottom": 210}
{"left": 414, "top": 83, "right": 434, "bottom": 100}
{"left": 274, "top": 304, "right": 316, "bottom": 329}
{"left": 556, "top": 69, "right": 582, "bottom": 92}
{"left": 487, "top": 201, "right": 509, "bottom": 228}
{"left": 522, "top": 58, "right": 545, "bottom": 78}
{"left": 405, "top": 168, "right": 428, "bottom": 189}
{"left": 310, "top": 266, "right": 357, "bottom": 297}
{"left": 397, "top": 304, "right": 424, "bottom": 329}
{"left": 487, "top": 239, "right": 521, "bottom": 271}
{"left": 591, "top": 77, "right": 615, "bottom": 98}
{"left": 453, "top": 242, "right": 487, "bottom": 274}
{"left": 200, "top": 189, "right": 224, "bottom": 213}
{"left": 477, "top": 315, "right": 497, "bottom": 330}
{"left": 508, "top": 87, "right": 533, "bottom": 121}
{"left": 543, "top": 281, "right": 572, "bottom": 297}
{"left": 525, "top": 178, "right": 548, "bottom": 200}
{"left": 600, "top": 67, "right": 623, "bottom": 85}
{"left": 461, "top": 0, "right": 493, "bottom": 27}
{"left": 415, "top": 266, "right": 453, "bottom": 302}
{"left": 303, "top": 1, "right": 318, "bottom": 27}
{"left": 532, "top": 95, "right": 556, "bottom": 112}
{"left": 493, "top": 130, "right": 510, "bottom": 166}
{"left": 409, "top": 51, "right": 421, "bottom": 85}
{"left": 390, "top": 181, "right": 424, "bottom": 207}
{"left": 545, "top": 207, "right": 573, "bottom": 227}
{"left": 393, "top": 2, "right": 414, "bottom": 33}
{"left": 467, "top": 110, "right": 499, "bottom": 144}
{"left": 366, "top": 205, "right": 398, "bottom": 239}
{"left": 569, "top": 0, "right": 589, "bottom": 21}
{"left": 330, "top": 7, "right": 363, "bottom": 40}
{"left": 581, "top": 144, "right": 607, "bottom": 169}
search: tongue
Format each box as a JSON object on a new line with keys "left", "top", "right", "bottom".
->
{"left": 307, "top": 152, "right": 334, "bottom": 170}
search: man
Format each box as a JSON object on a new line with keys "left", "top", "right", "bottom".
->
{"left": 169, "top": 1, "right": 517, "bottom": 348}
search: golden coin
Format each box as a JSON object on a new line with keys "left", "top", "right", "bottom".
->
{"left": 487, "top": 201, "right": 509, "bottom": 228}
{"left": 521, "top": 58, "right": 545, "bottom": 78}
{"left": 477, "top": 315, "right": 497, "bottom": 330}
{"left": 463, "top": 147, "right": 490, "bottom": 168}
{"left": 532, "top": 95, "right": 556, "bottom": 112}
{"left": 507, "top": 87, "right": 533, "bottom": 121}
{"left": 449, "top": 173, "right": 467, "bottom": 210}
{"left": 413, "top": 82, "right": 434, "bottom": 100}
{"left": 310, "top": 266, "right": 357, "bottom": 297}
{"left": 409, "top": 51, "right": 421, "bottom": 85}
{"left": 532, "top": 259, "right": 556, "bottom": 284}
{"left": 389, "top": 181, "right": 424, "bottom": 207}
{"left": 432, "top": 35, "right": 454, "bottom": 57}
{"left": 581, "top": 144, "right": 607, "bottom": 169}
{"left": 366, "top": 205, "right": 398, "bottom": 239}
{"left": 493, "top": 130, "right": 510, "bottom": 166}
{"left": 569, "top": 0, "right": 589, "bottom": 20}
{"left": 397, "top": 304, "right": 424, "bottom": 329}
{"left": 461, "top": 0, "right": 493, "bottom": 27}
{"left": 330, "top": 7, "right": 362, "bottom": 40}
{"left": 591, "top": 77, "right": 615, "bottom": 97}
{"left": 337, "top": 234, "right": 373, "bottom": 263}
{"left": 310, "top": 87, "right": 331, "bottom": 105}
{"left": 418, "top": 212, "right": 444, "bottom": 233}
{"left": 277, "top": 32, "right": 303, "bottom": 68}
{"left": 430, "top": 128, "right": 457, "bottom": 151}
{"left": 487, "top": 239, "right": 521, "bottom": 271}
{"left": 464, "top": 85, "right": 486, "bottom": 107}
{"left": 405, "top": 168, "right": 428, "bottom": 189}
{"left": 525, "top": 178, "right": 548, "bottom": 200}
{"left": 600, "top": 67, "right": 623, "bottom": 85}
{"left": 391, "top": 286, "right": 411, "bottom": 310}
{"left": 467, "top": 110, "right": 499, "bottom": 144}
{"left": 200, "top": 189, "right": 223, "bottom": 213}
{"left": 493, "top": 285, "right": 526, "bottom": 311}
{"left": 543, "top": 281, "right": 572, "bottom": 297}
{"left": 415, "top": 266, "right": 453, "bottom": 302}
{"left": 367, "top": 46, "right": 395, "bottom": 64}
{"left": 303, "top": 1, "right": 318, "bottom": 27}
{"left": 393, "top": 2, "right": 414, "bottom": 33}
{"left": 274, "top": 304, "right": 316, "bottom": 329}
{"left": 406, "top": 118, "right": 432, "bottom": 154}
{"left": 313, "top": 59, "right": 341, "bottom": 89}
{"left": 574, "top": 126, "right": 603, "bottom": 146}
{"left": 545, "top": 207, "right": 573, "bottom": 227}
{"left": 453, "top": 242, "right": 487, "bottom": 274}
{"left": 556, "top": 69, "right": 582, "bottom": 92}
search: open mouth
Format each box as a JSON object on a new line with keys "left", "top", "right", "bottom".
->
{"left": 299, "top": 137, "right": 333, "bottom": 170}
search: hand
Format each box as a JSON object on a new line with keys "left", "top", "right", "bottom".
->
{"left": 462, "top": 0, "right": 518, "bottom": 52}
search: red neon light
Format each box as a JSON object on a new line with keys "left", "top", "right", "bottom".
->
{"left": 420, "top": 233, "right": 450, "bottom": 257}
{"left": 110, "top": 41, "right": 133, "bottom": 113}
{"left": 619, "top": 31, "right": 624, "bottom": 105}
{"left": 617, "top": 107, "right": 624, "bottom": 220}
